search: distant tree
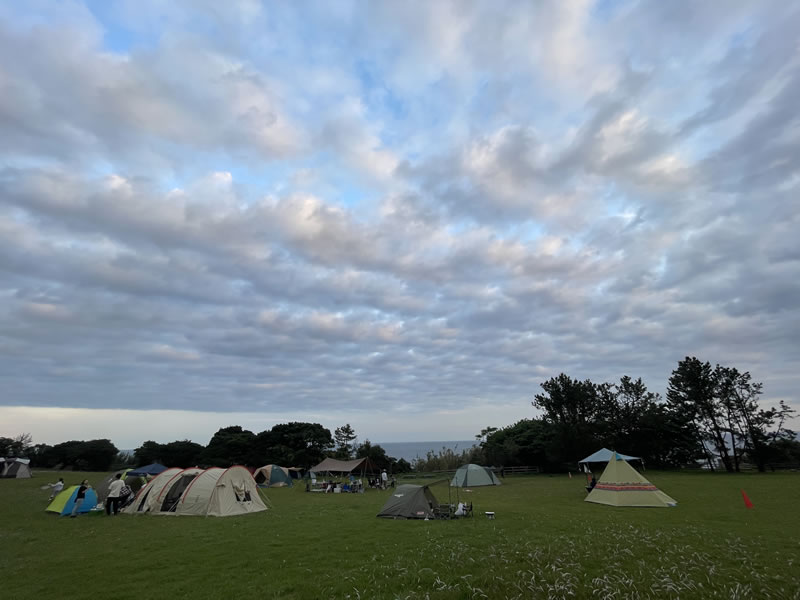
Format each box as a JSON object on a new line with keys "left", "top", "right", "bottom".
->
{"left": 355, "top": 439, "right": 392, "bottom": 470}
{"left": 159, "top": 440, "right": 205, "bottom": 468}
{"left": 255, "top": 422, "right": 333, "bottom": 468}
{"left": 475, "top": 427, "right": 498, "bottom": 444}
{"left": 28, "top": 443, "right": 53, "bottom": 467}
{"left": 202, "top": 426, "right": 257, "bottom": 467}
{"left": 394, "top": 458, "right": 412, "bottom": 473}
{"left": 0, "top": 433, "right": 33, "bottom": 457}
{"left": 133, "top": 441, "right": 163, "bottom": 466}
{"left": 481, "top": 419, "right": 553, "bottom": 470}
{"left": 333, "top": 424, "right": 357, "bottom": 460}
{"left": 667, "top": 357, "right": 730, "bottom": 471}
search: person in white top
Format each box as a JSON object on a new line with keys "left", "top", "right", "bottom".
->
{"left": 106, "top": 474, "right": 125, "bottom": 516}
{"left": 380, "top": 469, "right": 388, "bottom": 489}
{"left": 47, "top": 478, "right": 65, "bottom": 500}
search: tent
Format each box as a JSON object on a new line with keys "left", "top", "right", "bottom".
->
{"left": 578, "top": 448, "right": 641, "bottom": 465}
{"left": 377, "top": 484, "right": 440, "bottom": 519}
{"left": 310, "top": 457, "right": 379, "bottom": 475}
{"left": 46, "top": 486, "right": 98, "bottom": 515}
{"left": 253, "top": 464, "right": 293, "bottom": 487}
{"left": 585, "top": 454, "right": 677, "bottom": 508}
{"left": 123, "top": 466, "right": 267, "bottom": 517}
{"left": 126, "top": 463, "right": 168, "bottom": 477}
{"left": 1, "top": 458, "right": 32, "bottom": 478}
{"left": 450, "top": 464, "right": 502, "bottom": 487}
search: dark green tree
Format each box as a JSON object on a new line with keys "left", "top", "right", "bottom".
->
{"left": 159, "top": 440, "right": 205, "bottom": 468}
{"left": 255, "top": 422, "right": 333, "bottom": 468}
{"left": 355, "top": 439, "right": 391, "bottom": 470}
{"left": 333, "top": 424, "right": 357, "bottom": 460}
{"left": 133, "top": 441, "right": 163, "bottom": 466}
{"left": 202, "top": 426, "right": 257, "bottom": 467}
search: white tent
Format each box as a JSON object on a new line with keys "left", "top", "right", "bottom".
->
{"left": 123, "top": 466, "right": 267, "bottom": 517}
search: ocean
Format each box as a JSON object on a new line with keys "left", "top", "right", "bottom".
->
{"left": 377, "top": 440, "right": 477, "bottom": 463}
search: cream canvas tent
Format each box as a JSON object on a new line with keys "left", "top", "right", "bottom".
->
{"left": 585, "top": 453, "right": 677, "bottom": 508}
{"left": 123, "top": 466, "right": 267, "bottom": 517}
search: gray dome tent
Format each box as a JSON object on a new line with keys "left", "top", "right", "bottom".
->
{"left": 377, "top": 484, "right": 439, "bottom": 519}
{"left": 450, "top": 464, "right": 501, "bottom": 487}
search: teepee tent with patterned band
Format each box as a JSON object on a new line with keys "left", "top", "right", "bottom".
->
{"left": 585, "top": 452, "right": 677, "bottom": 508}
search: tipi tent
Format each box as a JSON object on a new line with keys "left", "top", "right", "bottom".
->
{"left": 585, "top": 454, "right": 677, "bottom": 508}
{"left": 1, "top": 458, "right": 32, "bottom": 478}
{"left": 253, "top": 464, "right": 293, "bottom": 487}
{"left": 450, "top": 464, "right": 501, "bottom": 487}
{"left": 123, "top": 466, "right": 267, "bottom": 517}
{"left": 46, "top": 486, "right": 98, "bottom": 515}
{"left": 377, "top": 484, "right": 440, "bottom": 519}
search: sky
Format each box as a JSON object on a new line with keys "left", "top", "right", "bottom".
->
{"left": 1, "top": 0, "right": 799, "bottom": 450}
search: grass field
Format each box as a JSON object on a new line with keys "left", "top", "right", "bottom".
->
{"left": 1, "top": 470, "right": 799, "bottom": 599}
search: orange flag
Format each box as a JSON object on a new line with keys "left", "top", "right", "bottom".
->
{"left": 741, "top": 489, "right": 754, "bottom": 509}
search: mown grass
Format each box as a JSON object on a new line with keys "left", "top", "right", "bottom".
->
{"left": 1, "top": 471, "right": 798, "bottom": 599}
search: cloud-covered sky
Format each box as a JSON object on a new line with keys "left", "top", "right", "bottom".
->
{"left": 1, "top": 0, "right": 799, "bottom": 449}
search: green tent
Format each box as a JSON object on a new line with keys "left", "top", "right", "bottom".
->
{"left": 585, "top": 454, "right": 677, "bottom": 508}
{"left": 377, "top": 484, "right": 439, "bottom": 519}
{"left": 252, "top": 464, "right": 293, "bottom": 487}
{"left": 450, "top": 464, "right": 501, "bottom": 487}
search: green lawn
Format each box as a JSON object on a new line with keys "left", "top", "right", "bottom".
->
{"left": 1, "top": 471, "right": 798, "bottom": 599}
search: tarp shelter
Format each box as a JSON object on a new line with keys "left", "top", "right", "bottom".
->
{"left": 123, "top": 466, "right": 267, "bottom": 517}
{"left": 310, "top": 457, "right": 379, "bottom": 476}
{"left": 450, "top": 464, "right": 502, "bottom": 487}
{"left": 578, "top": 448, "right": 641, "bottom": 465}
{"left": 46, "top": 486, "right": 98, "bottom": 515}
{"left": 1, "top": 458, "right": 32, "bottom": 478}
{"left": 377, "top": 484, "right": 439, "bottom": 519}
{"left": 585, "top": 454, "right": 677, "bottom": 508}
{"left": 126, "top": 463, "right": 168, "bottom": 477}
{"left": 253, "top": 465, "right": 293, "bottom": 487}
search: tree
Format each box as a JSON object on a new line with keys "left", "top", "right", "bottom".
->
{"left": 133, "top": 441, "right": 163, "bottom": 466}
{"left": 202, "top": 426, "right": 257, "bottom": 467}
{"left": 159, "top": 440, "right": 205, "bottom": 468}
{"left": 481, "top": 419, "right": 553, "bottom": 470}
{"left": 667, "top": 357, "right": 731, "bottom": 471}
{"left": 255, "top": 422, "right": 333, "bottom": 468}
{"left": 0, "top": 433, "right": 33, "bottom": 457}
{"left": 333, "top": 424, "right": 357, "bottom": 460}
{"left": 355, "top": 439, "right": 391, "bottom": 470}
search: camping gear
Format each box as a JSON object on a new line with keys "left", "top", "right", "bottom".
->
{"left": 46, "top": 486, "right": 98, "bottom": 515}
{"left": 585, "top": 453, "right": 677, "bottom": 508}
{"left": 126, "top": 463, "right": 168, "bottom": 477}
{"left": 377, "top": 484, "right": 440, "bottom": 519}
{"left": 450, "top": 464, "right": 502, "bottom": 487}
{"left": 1, "top": 458, "right": 32, "bottom": 478}
{"left": 123, "top": 466, "right": 267, "bottom": 517}
{"left": 253, "top": 464, "right": 293, "bottom": 487}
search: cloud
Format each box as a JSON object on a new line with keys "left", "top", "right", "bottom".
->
{"left": 0, "top": 1, "right": 798, "bottom": 445}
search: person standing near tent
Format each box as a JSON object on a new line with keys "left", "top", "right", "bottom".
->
{"left": 70, "top": 480, "right": 91, "bottom": 518}
{"left": 105, "top": 473, "right": 125, "bottom": 515}
{"left": 381, "top": 469, "right": 388, "bottom": 489}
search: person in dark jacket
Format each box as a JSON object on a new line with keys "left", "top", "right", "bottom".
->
{"left": 70, "top": 480, "right": 91, "bottom": 518}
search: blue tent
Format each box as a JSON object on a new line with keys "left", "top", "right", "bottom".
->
{"left": 578, "top": 448, "right": 640, "bottom": 465}
{"left": 45, "top": 486, "right": 98, "bottom": 516}
{"left": 127, "top": 463, "right": 168, "bottom": 476}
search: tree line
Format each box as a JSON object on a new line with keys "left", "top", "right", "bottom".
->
{"left": 479, "top": 357, "right": 798, "bottom": 472}
{"left": 4, "top": 356, "right": 797, "bottom": 473}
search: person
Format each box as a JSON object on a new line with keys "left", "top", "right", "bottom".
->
{"left": 48, "top": 478, "right": 65, "bottom": 500}
{"left": 70, "top": 480, "right": 91, "bottom": 518}
{"left": 381, "top": 469, "right": 388, "bottom": 489}
{"left": 105, "top": 473, "right": 125, "bottom": 515}
{"left": 586, "top": 476, "right": 597, "bottom": 493}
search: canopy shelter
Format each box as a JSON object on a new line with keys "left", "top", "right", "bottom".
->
{"left": 1, "top": 458, "right": 32, "bottom": 478}
{"left": 46, "top": 486, "right": 98, "bottom": 515}
{"left": 450, "top": 464, "right": 502, "bottom": 487}
{"left": 253, "top": 464, "right": 293, "bottom": 487}
{"left": 310, "top": 457, "right": 380, "bottom": 476}
{"left": 578, "top": 448, "right": 640, "bottom": 465}
{"left": 585, "top": 454, "right": 677, "bottom": 508}
{"left": 127, "top": 463, "right": 168, "bottom": 477}
{"left": 377, "top": 484, "right": 440, "bottom": 519}
{"left": 123, "top": 466, "right": 267, "bottom": 517}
